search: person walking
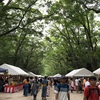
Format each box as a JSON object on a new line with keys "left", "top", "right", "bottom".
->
{"left": 70, "top": 78, "right": 74, "bottom": 93}
{"left": 83, "top": 76, "right": 100, "bottom": 100}
{"left": 47, "top": 78, "right": 51, "bottom": 97}
{"left": 84, "top": 78, "right": 90, "bottom": 87}
{"left": 31, "top": 77, "right": 39, "bottom": 100}
{"left": 78, "top": 79, "right": 83, "bottom": 93}
{"left": 41, "top": 76, "right": 48, "bottom": 100}
{"left": 54, "top": 76, "right": 70, "bottom": 100}
{"left": 75, "top": 78, "right": 79, "bottom": 93}
{"left": 23, "top": 77, "right": 30, "bottom": 96}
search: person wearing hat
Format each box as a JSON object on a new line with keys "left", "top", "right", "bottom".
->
{"left": 54, "top": 76, "right": 70, "bottom": 100}
{"left": 83, "top": 76, "right": 100, "bottom": 100}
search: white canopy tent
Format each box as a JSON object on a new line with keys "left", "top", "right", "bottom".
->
{"left": 93, "top": 68, "right": 100, "bottom": 80}
{"left": 0, "top": 63, "right": 29, "bottom": 76}
{"left": 28, "top": 72, "right": 37, "bottom": 77}
{"left": 53, "top": 73, "right": 62, "bottom": 78}
{"left": 93, "top": 68, "right": 100, "bottom": 75}
{"left": 36, "top": 75, "right": 44, "bottom": 78}
{"left": 28, "top": 72, "right": 44, "bottom": 78}
{"left": 65, "top": 68, "right": 94, "bottom": 77}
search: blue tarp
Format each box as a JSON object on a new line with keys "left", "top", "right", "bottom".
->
{"left": 0, "top": 68, "right": 8, "bottom": 73}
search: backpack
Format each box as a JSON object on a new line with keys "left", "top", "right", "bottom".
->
{"left": 87, "top": 85, "right": 100, "bottom": 100}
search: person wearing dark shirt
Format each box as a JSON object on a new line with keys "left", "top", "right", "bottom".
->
{"left": 54, "top": 77, "right": 70, "bottom": 100}
{"left": 41, "top": 76, "right": 48, "bottom": 100}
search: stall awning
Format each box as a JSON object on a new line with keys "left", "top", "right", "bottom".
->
{"left": 0, "top": 63, "right": 29, "bottom": 76}
{"left": 93, "top": 68, "right": 100, "bottom": 75}
{"left": 28, "top": 72, "right": 37, "bottom": 77}
{"left": 53, "top": 73, "right": 62, "bottom": 78}
{"left": 65, "top": 68, "right": 94, "bottom": 77}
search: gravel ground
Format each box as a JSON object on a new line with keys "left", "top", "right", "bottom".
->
{"left": 0, "top": 87, "right": 83, "bottom": 100}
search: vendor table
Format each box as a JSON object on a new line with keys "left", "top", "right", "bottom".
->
{"left": 4, "top": 84, "right": 23, "bottom": 93}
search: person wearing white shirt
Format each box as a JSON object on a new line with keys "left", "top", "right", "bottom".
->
{"left": 85, "top": 78, "right": 90, "bottom": 87}
{"left": 75, "top": 78, "right": 79, "bottom": 93}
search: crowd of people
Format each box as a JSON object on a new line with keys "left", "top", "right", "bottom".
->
{"left": 53, "top": 76, "right": 100, "bottom": 100}
{"left": 23, "top": 76, "right": 52, "bottom": 100}
{"left": 1, "top": 75, "right": 100, "bottom": 100}
{"left": 23, "top": 76, "right": 100, "bottom": 100}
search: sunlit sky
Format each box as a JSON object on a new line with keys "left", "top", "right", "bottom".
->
{"left": 3, "top": 0, "right": 9, "bottom": 4}
{"left": 95, "top": 14, "right": 100, "bottom": 21}
{"left": 3, "top": 0, "right": 58, "bottom": 4}
{"left": 3, "top": 0, "right": 100, "bottom": 37}
{"left": 3, "top": 0, "right": 100, "bottom": 21}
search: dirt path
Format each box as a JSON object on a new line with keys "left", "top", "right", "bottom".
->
{"left": 0, "top": 87, "right": 83, "bottom": 100}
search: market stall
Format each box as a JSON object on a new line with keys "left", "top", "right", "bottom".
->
{"left": 0, "top": 63, "right": 29, "bottom": 93}
{"left": 65, "top": 68, "right": 94, "bottom": 91}
{"left": 4, "top": 84, "right": 23, "bottom": 93}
